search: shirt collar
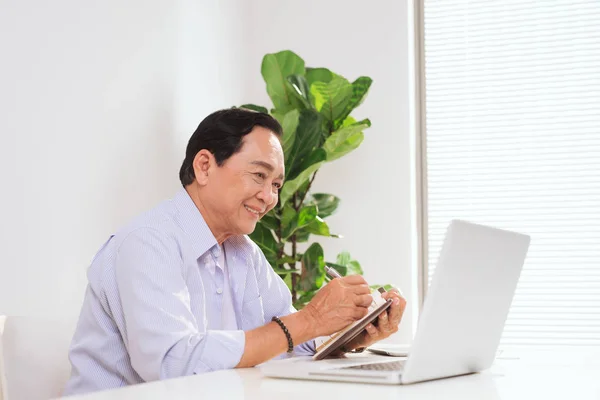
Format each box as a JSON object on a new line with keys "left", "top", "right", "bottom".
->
{"left": 172, "top": 187, "right": 219, "bottom": 260}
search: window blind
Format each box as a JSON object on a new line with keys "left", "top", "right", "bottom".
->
{"left": 422, "top": 0, "right": 600, "bottom": 348}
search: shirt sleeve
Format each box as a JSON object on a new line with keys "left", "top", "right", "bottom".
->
{"left": 250, "top": 241, "right": 317, "bottom": 357}
{"left": 114, "top": 228, "right": 245, "bottom": 382}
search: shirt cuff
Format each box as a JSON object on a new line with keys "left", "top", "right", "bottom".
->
{"left": 194, "top": 330, "right": 245, "bottom": 373}
{"left": 293, "top": 336, "right": 331, "bottom": 357}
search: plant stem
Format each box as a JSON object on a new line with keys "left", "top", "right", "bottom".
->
{"left": 275, "top": 205, "right": 285, "bottom": 259}
{"left": 297, "top": 171, "right": 319, "bottom": 209}
{"left": 290, "top": 193, "right": 298, "bottom": 302}
{"left": 291, "top": 234, "right": 297, "bottom": 302}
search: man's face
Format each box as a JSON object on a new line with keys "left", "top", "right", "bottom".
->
{"left": 205, "top": 126, "right": 284, "bottom": 236}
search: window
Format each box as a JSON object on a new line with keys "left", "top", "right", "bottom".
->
{"left": 422, "top": 0, "right": 600, "bottom": 347}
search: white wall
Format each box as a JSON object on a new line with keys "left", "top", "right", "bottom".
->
{"left": 0, "top": 0, "right": 245, "bottom": 317}
{"left": 241, "top": 1, "right": 417, "bottom": 343}
{"left": 0, "top": 0, "right": 416, "bottom": 344}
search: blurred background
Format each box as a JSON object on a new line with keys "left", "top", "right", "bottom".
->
{"left": 3, "top": 0, "right": 597, "bottom": 351}
{"left": 0, "top": 0, "right": 417, "bottom": 344}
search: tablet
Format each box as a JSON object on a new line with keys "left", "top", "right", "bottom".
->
{"left": 313, "top": 295, "right": 393, "bottom": 361}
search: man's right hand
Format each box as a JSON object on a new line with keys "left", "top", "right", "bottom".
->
{"left": 302, "top": 275, "right": 373, "bottom": 337}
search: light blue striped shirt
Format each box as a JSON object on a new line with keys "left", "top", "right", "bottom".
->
{"left": 63, "top": 188, "right": 315, "bottom": 396}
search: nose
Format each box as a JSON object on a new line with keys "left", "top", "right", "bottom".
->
{"left": 256, "top": 183, "right": 276, "bottom": 206}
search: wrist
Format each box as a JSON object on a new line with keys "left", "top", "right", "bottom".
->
{"left": 297, "top": 304, "right": 321, "bottom": 338}
{"left": 280, "top": 309, "right": 317, "bottom": 346}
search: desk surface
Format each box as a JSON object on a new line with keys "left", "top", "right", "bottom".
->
{"left": 66, "top": 351, "right": 600, "bottom": 400}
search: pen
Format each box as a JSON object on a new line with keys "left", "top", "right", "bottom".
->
{"left": 324, "top": 265, "right": 343, "bottom": 279}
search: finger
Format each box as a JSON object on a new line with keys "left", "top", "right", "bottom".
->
{"left": 378, "top": 309, "right": 391, "bottom": 331}
{"left": 382, "top": 290, "right": 403, "bottom": 305}
{"left": 382, "top": 287, "right": 405, "bottom": 299}
{"left": 378, "top": 313, "right": 397, "bottom": 337}
{"left": 365, "top": 323, "right": 379, "bottom": 339}
{"left": 352, "top": 306, "right": 369, "bottom": 320}
{"left": 381, "top": 290, "right": 399, "bottom": 305}
{"left": 382, "top": 289, "right": 401, "bottom": 300}
{"left": 342, "top": 275, "right": 368, "bottom": 286}
{"left": 388, "top": 296, "right": 407, "bottom": 325}
{"left": 351, "top": 284, "right": 371, "bottom": 295}
{"left": 388, "top": 287, "right": 404, "bottom": 297}
{"left": 354, "top": 294, "right": 373, "bottom": 307}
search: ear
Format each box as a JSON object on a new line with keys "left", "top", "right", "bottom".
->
{"left": 192, "top": 149, "right": 215, "bottom": 186}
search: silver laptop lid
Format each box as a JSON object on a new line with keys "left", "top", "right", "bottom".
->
{"left": 401, "top": 220, "right": 530, "bottom": 384}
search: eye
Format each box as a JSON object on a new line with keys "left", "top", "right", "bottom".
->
{"left": 254, "top": 172, "right": 265, "bottom": 180}
{"left": 272, "top": 182, "right": 282, "bottom": 190}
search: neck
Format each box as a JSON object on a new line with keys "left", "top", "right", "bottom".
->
{"left": 185, "top": 185, "right": 231, "bottom": 245}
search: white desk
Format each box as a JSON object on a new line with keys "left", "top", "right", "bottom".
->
{"left": 64, "top": 351, "right": 600, "bottom": 400}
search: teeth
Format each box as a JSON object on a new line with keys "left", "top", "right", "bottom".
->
{"left": 245, "top": 205, "right": 260, "bottom": 215}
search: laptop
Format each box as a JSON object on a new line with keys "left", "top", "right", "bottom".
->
{"left": 260, "top": 219, "right": 531, "bottom": 385}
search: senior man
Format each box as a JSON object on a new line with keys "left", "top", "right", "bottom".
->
{"left": 64, "top": 108, "right": 406, "bottom": 395}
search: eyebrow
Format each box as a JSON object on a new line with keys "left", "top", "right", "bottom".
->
{"left": 250, "top": 160, "right": 284, "bottom": 180}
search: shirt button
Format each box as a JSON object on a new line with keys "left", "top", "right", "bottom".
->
{"left": 216, "top": 288, "right": 223, "bottom": 294}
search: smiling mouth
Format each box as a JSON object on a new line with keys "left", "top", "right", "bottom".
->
{"left": 244, "top": 205, "right": 263, "bottom": 216}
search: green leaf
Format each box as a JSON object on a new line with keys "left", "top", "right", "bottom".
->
{"left": 265, "top": 254, "right": 277, "bottom": 268}
{"left": 282, "top": 205, "right": 318, "bottom": 239}
{"left": 271, "top": 110, "right": 286, "bottom": 125}
{"left": 341, "top": 116, "right": 371, "bottom": 128}
{"left": 347, "top": 260, "right": 364, "bottom": 275}
{"left": 298, "top": 205, "right": 318, "bottom": 227}
{"left": 283, "top": 274, "right": 293, "bottom": 291}
{"left": 286, "top": 75, "right": 312, "bottom": 109}
{"left": 293, "top": 179, "right": 311, "bottom": 209}
{"left": 297, "top": 178, "right": 311, "bottom": 195}
{"left": 323, "top": 123, "right": 367, "bottom": 162}
{"left": 271, "top": 267, "right": 298, "bottom": 275}
{"left": 280, "top": 109, "right": 299, "bottom": 162}
{"left": 299, "top": 243, "right": 326, "bottom": 292}
{"left": 277, "top": 255, "right": 298, "bottom": 265}
{"left": 325, "top": 262, "right": 348, "bottom": 276}
{"left": 303, "top": 216, "right": 331, "bottom": 236}
{"left": 280, "top": 203, "right": 297, "bottom": 235}
{"left": 294, "top": 291, "right": 317, "bottom": 308}
{"left": 333, "top": 76, "right": 373, "bottom": 129}
{"left": 249, "top": 226, "right": 279, "bottom": 268}
{"left": 333, "top": 252, "right": 363, "bottom": 275}
{"left": 336, "top": 251, "right": 352, "bottom": 266}
{"left": 295, "top": 229, "right": 310, "bottom": 242}
{"left": 370, "top": 284, "right": 395, "bottom": 292}
{"left": 310, "top": 193, "right": 340, "bottom": 218}
{"left": 354, "top": 118, "right": 371, "bottom": 127}
{"left": 239, "top": 104, "right": 269, "bottom": 114}
{"left": 285, "top": 109, "right": 324, "bottom": 181}
{"left": 261, "top": 50, "right": 306, "bottom": 112}
{"left": 306, "top": 67, "right": 333, "bottom": 86}
{"left": 310, "top": 76, "right": 353, "bottom": 123}
{"left": 259, "top": 211, "right": 279, "bottom": 231}
{"left": 249, "top": 223, "right": 278, "bottom": 258}
{"left": 341, "top": 116, "right": 357, "bottom": 127}
{"left": 279, "top": 160, "right": 324, "bottom": 207}
{"left": 289, "top": 148, "right": 327, "bottom": 183}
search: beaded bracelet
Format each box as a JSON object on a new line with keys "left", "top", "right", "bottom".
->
{"left": 271, "top": 316, "right": 294, "bottom": 353}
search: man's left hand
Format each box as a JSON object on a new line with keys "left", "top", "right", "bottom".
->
{"left": 342, "top": 289, "right": 407, "bottom": 352}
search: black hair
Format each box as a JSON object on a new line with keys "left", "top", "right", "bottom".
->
{"left": 179, "top": 108, "right": 283, "bottom": 186}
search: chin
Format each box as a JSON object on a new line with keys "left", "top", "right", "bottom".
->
{"left": 240, "top": 222, "right": 258, "bottom": 235}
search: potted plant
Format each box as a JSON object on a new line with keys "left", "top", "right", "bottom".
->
{"left": 239, "top": 50, "right": 387, "bottom": 308}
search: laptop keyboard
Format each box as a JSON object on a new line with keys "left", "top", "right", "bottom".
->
{"left": 342, "top": 360, "right": 405, "bottom": 371}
